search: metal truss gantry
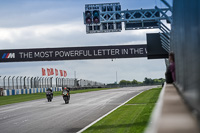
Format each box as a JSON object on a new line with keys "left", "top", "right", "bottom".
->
{"left": 83, "top": 0, "right": 172, "bottom": 53}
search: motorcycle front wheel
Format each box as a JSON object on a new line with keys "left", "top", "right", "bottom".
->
{"left": 65, "top": 99, "right": 69, "bottom": 104}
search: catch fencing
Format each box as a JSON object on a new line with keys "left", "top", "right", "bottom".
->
{"left": 0, "top": 76, "right": 105, "bottom": 96}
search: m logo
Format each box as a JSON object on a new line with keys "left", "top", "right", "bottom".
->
{"left": 2, "top": 53, "right": 15, "bottom": 59}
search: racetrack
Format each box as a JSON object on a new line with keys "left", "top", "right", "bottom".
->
{"left": 0, "top": 86, "right": 156, "bottom": 133}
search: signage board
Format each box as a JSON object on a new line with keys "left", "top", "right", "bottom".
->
{"left": 147, "top": 33, "right": 168, "bottom": 59}
{"left": 0, "top": 45, "right": 147, "bottom": 63}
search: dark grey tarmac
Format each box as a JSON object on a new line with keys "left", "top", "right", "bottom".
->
{"left": 0, "top": 86, "right": 156, "bottom": 133}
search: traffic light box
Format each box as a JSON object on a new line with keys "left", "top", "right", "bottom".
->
{"left": 84, "top": 3, "right": 122, "bottom": 33}
{"left": 85, "top": 10, "right": 100, "bottom": 24}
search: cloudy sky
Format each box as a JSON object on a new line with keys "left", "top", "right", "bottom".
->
{"left": 0, "top": 0, "right": 172, "bottom": 84}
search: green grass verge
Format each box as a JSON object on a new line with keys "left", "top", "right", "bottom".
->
{"left": 0, "top": 88, "right": 115, "bottom": 106}
{"left": 83, "top": 87, "right": 161, "bottom": 133}
{"left": 127, "top": 88, "right": 161, "bottom": 104}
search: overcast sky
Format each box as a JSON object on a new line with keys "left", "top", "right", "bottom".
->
{"left": 0, "top": 0, "right": 172, "bottom": 84}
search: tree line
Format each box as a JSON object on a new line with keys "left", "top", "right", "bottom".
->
{"left": 119, "top": 77, "right": 165, "bottom": 85}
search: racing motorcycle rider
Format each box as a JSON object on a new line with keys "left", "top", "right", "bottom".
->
{"left": 62, "top": 87, "right": 70, "bottom": 104}
{"left": 46, "top": 88, "right": 53, "bottom": 102}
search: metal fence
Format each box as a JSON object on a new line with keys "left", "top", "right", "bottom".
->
{"left": 0, "top": 76, "right": 53, "bottom": 89}
{"left": 170, "top": 0, "right": 200, "bottom": 118}
{"left": 79, "top": 79, "right": 104, "bottom": 88}
{"left": 0, "top": 76, "right": 105, "bottom": 90}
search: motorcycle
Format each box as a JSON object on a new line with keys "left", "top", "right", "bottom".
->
{"left": 62, "top": 88, "right": 70, "bottom": 104}
{"left": 46, "top": 90, "right": 53, "bottom": 102}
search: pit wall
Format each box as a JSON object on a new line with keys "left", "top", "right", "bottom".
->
{"left": 3, "top": 87, "right": 62, "bottom": 96}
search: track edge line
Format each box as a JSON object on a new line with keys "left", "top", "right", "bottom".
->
{"left": 77, "top": 90, "right": 145, "bottom": 133}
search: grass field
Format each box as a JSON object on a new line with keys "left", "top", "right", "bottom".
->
{"left": 83, "top": 88, "right": 161, "bottom": 133}
{"left": 0, "top": 88, "right": 116, "bottom": 106}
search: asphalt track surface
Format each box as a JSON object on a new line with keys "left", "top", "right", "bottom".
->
{"left": 0, "top": 86, "right": 156, "bottom": 133}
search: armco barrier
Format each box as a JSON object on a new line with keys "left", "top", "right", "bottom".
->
{"left": 3, "top": 87, "right": 62, "bottom": 96}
